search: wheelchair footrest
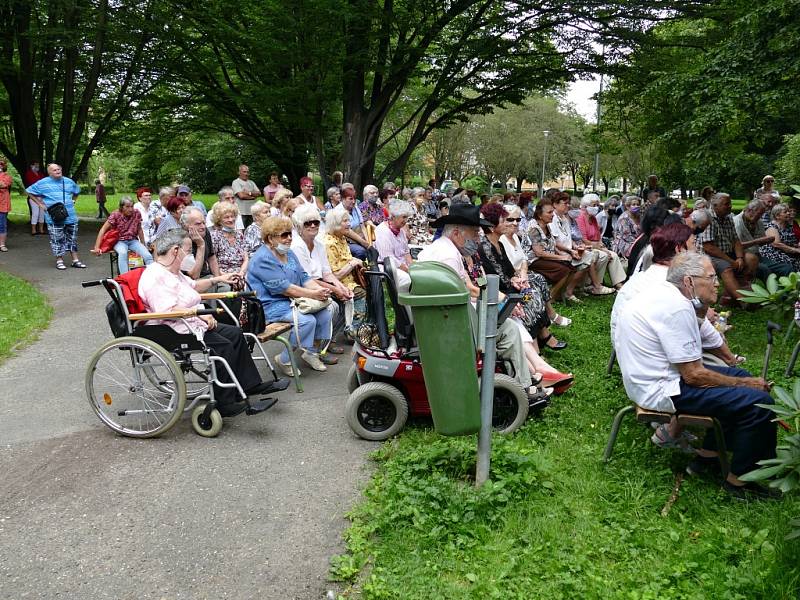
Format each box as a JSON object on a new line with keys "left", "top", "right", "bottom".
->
{"left": 246, "top": 397, "right": 279, "bottom": 415}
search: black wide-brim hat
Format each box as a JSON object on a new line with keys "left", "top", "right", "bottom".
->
{"left": 431, "top": 203, "right": 492, "bottom": 228}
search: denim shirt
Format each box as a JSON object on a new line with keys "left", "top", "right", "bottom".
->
{"left": 247, "top": 245, "right": 309, "bottom": 321}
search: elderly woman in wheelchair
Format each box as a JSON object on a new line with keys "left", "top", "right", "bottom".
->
{"left": 85, "top": 228, "right": 288, "bottom": 439}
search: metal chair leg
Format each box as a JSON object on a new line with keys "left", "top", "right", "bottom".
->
{"left": 276, "top": 335, "right": 303, "bottom": 393}
{"left": 607, "top": 347, "right": 617, "bottom": 375}
{"left": 711, "top": 417, "right": 730, "bottom": 480}
{"left": 603, "top": 405, "right": 634, "bottom": 462}
{"left": 786, "top": 340, "right": 800, "bottom": 377}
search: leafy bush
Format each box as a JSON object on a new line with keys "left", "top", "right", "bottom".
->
{"left": 738, "top": 273, "right": 800, "bottom": 320}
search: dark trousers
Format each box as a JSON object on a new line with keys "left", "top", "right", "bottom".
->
{"left": 241, "top": 214, "right": 253, "bottom": 228}
{"left": 97, "top": 202, "right": 110, "bottom": 219}
{"left": 348, "top": 242, "right": 367, "bottom": 260}
{"left": 673, "top": 365, "right": 777, "bottom": 476}
{"left": 204, "top": 323, "right": 261, "bottom": 405}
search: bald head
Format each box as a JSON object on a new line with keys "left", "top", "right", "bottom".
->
{"left": 47, "top": 163, "right": 63, "bottom": 179}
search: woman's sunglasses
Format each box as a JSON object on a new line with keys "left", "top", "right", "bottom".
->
{"left": 303, "top": 220, "right": 321, "bottom": 228}
{"left": 278, "top": 231, "right": 292, "bottom": 239}
{"left": 506, "top": 218, "right": 521, "bottom": 223}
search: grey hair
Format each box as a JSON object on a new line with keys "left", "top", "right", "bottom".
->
{"left": 210, "top": 200, "right": 238, "bottom": 226}
{"left": 771, "top": 203, "right": 790, "bottom": 219}
{"left": 693, "top": 198, "right": 708, "bottom": 209}
{"left": 442, "top": 224, "right": 460, "bottom": 239}
{"left": 325, "top": 205, "right": 350, "bottom": 231}
{"left": 388, "top": 199, "right": 413, "bottom": 218}
{"left": 250, "top": 200, "right": 269, "bottom": 220}
{"left": 745, "top": 199, "right": 764, "bottom": 214}
{"left": 504, "top": 204, "right": 521, "bottom": 218}
{"left": 666, "top": 251, "right": 709, "bottom": 286}
{"left": 292, "top": 202, "right": 321, "bottom": 230}
{"left": 159, "top": 186, "right": 174, "bottom": 201}
{"left": 710, "top": 192, "right": 730, "bottom": 207}
{"left": 217, "top": 186, "right": 235, "bottom": 200}
{"left": 411, "top": 187, "right": 425, "bottom": 197}
{"left": 623, "top": 194, "right": 640, "bottom": 207}
{"left": 118, "top": 195, "right": 134, "bottom": 209}
{"left": 363, "top": 184, "right": 378, "bottom": 198}
{"left": 153, "top": 228, "right": 189, "bottom": 256}
{"left": 179, "top": 206, "right": 204, "bottom": 225}
{"left": 581, "top": 193, "right": 600, "bottom": 207}
{"left": 689, "top": 209, "right": 712, "bottom": 229}
{"left": 341, "top": 182, "right": 355, "bottom": 193}
{"left": 326, "top": 186, "right": 340, "bottom": 200}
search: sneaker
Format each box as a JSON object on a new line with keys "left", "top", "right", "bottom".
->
{"left": 722, "top": 481, "right": 783, "bottom": 502}
{"left": 301, "top": 351, "right": 327, "bottom": 372}
{"left": 274, "top": 353, "right": 300, "bottom": 377}
{"left": 685, "top": 456, "right": 722, "bottom": 478}
{"left": 651, "top": 424, "right": 697, "bottom": 454}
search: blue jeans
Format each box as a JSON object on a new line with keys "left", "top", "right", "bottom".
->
{"left": 114, "top": 239, "right": 153, "bottom": 274}
{"left": 673, "top": 365, "right": 777, "bottom": 476}
{"left": 274, "top": 305, "right": 332, "bottom": 362}
{"left": 0, "top": 212, "right": 7, "bottom": 234}
{"left": 348, "top": 242, "right": 367, "bottom": 260}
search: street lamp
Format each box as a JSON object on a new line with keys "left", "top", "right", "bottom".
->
{"left": 540, "top": 130, "right": 550, "bottom": 200}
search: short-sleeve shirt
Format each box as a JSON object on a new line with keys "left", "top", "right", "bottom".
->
{"left": 615, "top": 279, "right": 703, "bottom": 412}
{"left": 107, "top": 209, "right": 142, "bottom": 241}
{"left": 417, "top": 236, "right": 467, "bottom": 282}
{"left": 247, "top": 246, "right": 309, "bottom": 322}
{"left": 0, "top": 172, "right": 12, "bottom": 212}
{"left": 374, "top": 221, "right": 410, "bottom": 267}
{"left": 290, "top": 235, "right": 333, "bottom": 280}
{"left": 138, "top": 262, "right": 207, "bottom": 336}
{"left": 528, "top": 221, "right": 556, "bottom": 258}
{"left": 359, "top": 200, "right": 387, "bottom": 225}
{"left": 134, "top": 202, "right": 156, "bottom": 243}
{"left": 232, "top": 177, "right": 260, "bottom": 216}
{"left": 697, "top": 208, "right": 737, "bottom": 256}
{"left": 348, "top": 205, "right": 364, "bottom": 231}
{"left": 25, "top": 176, "right": 81, "bottom": 225}
{"left": 733, "top": 212, "right": 765, "bottom": 256}
{"left": 323, "top": 233, "right": 357, "bottom": 289}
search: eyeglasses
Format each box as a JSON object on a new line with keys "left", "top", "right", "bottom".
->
{"left": 506, "top": 218, "right": 521, "bottom": 223}
{"left": 303, "top": 220, "right": 320, "bottom": 228}
{"left": 694, "top": 274, "right": 719, "bottom": 284}
{"left": 278, "top": 231, "right": 292, "bottom": 239}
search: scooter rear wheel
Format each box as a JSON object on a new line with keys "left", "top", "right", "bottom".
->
{"left": 488, "top": 373, "right": 529, "bottom": 434}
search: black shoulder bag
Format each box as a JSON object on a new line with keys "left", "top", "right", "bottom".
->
{"left": 47, "top": 179, "right": 69, "bottom": 224}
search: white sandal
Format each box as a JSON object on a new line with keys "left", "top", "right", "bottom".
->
{"left": 552, "top": 313, "right": 571, "bottom": 327}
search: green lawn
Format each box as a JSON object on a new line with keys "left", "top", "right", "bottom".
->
{"left": 0, "top": 271, "right": 52, "bottom": 364}
{"left": 331, "top": 296, "right": 800, "bottom": 599}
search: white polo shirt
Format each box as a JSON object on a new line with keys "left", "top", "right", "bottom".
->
{"left": 290, "top": 235, "right": 332, "bottom": 280}
{"left": 615, "top": 279, "right": 703, "bottom": 412}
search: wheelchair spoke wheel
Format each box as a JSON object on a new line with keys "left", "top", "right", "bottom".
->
{"left": 142, "top": 354, "right": 209, "bottom": 402}
{"left": 85, "top": 337, "right": 187, "bottom": 438}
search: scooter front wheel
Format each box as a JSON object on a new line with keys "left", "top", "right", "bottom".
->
{"left": 345, "top": 382, "right": 408, "bottom": 441}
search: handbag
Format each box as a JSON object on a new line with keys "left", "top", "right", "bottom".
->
{"left": 98, "top": 228, "right": 120, "bottom": 253}
{"left": 352, "top": 264, "right": 368, "bottom": 290}
{"left": 47, "top": 178, "right": 69, "bottom": 224}
{"left": 293, "top": 296, "right": 331, "bottom": 314}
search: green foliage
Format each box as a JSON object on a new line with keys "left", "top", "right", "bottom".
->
{"left": 331, "top": 296, "right": 800, "bottom": 598}
{"left": 0, "top": 272, "right": 52, "bottom": 364}
{"left": 738, "top": 273, "right": 800, "bottom": 320}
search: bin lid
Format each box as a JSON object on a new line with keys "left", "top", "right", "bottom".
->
{"left": 398, "top": 262, "right": 470, "bottom": 306}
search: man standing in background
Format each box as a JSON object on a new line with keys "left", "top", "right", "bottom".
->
{"left": 232, "top": 164, "right": 260, "bottom": 227}
{"left": 95, "top": 179, "right": 109, "bottom": 219}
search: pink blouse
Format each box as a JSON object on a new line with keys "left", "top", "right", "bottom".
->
{"left": 138, "top": 262, "right": 207, "bottom": 336}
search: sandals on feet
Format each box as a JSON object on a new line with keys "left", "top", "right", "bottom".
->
{"left": 590, "top": 285, "right": 615, "bottom": 296}
{"left": 56, "top": 259, "right": 67, "bottom": 270}
{"left": 564, "top": 294, "right": 582, "bottom": 304}
{"left": 0, "top": 245, "right": 7, "bottom": 252}
{"left": 552, "top": 313, "right": 571, "bottom": 327}
{"left": 538, "top": 333, "right": 567, "bottom": 351}
{"left": 71, "top": 260, "right": 87, "bottom": 269}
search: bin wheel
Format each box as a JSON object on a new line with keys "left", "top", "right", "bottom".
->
{"left": 345, "top": 382, "right": 408, "bottom": 441}
{"left": 488, "top": 373, "right": 529, "bottom": 434}
{"left": 191, "top": 403, "right": 223, "bottom": 437}
{"left": 85, "top": 336, "right": 186, "bottom": 438}
{"left": 346, "top": 364, "right": 372, "bottom": 393}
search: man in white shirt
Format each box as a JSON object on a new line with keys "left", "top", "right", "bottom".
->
{"left": 418, "top": 204, "right": 535, "bottom": 398}
{"left": 232, "top": 164, "right": 261, "bottom": 227}
{"left": 616, "top": 251, "right": 779, "bottom": 500}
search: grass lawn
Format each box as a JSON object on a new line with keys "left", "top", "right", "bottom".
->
{"left": 0, "top": 271, "right": 52, "bottom": 364}
{"left": 331, "top": 296, "right": 800, "bottom": 599}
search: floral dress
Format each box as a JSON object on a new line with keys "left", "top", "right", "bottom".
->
{"left": 612, "top": 212, "right": 640, "bottom": 257}
{"left": 210, "top": 228, "right": 247, "bottom": 273}
{"left": 478, "top": 238, "right": 549, "bottom": 337}
{"left": 244, "top": 222, "right": 263, "bottom": 256}
{"left": 359, "top": 200, "right": 387, "bottom": 225}
{"left": 761, "top": 222, "right": 800, "bottom": 271}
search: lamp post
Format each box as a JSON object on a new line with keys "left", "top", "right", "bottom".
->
{"left": 541, "top": 130, "right": 550, "bottom": 199}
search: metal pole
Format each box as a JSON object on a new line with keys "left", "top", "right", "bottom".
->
{"left": 592, "top": 54, "right": 605, "bottom": 193}
{"left": 476, "top": 274, "right": 499, "bottom": 488}
{"left": 540, "top": 130, "right": 550, "bottom": 200}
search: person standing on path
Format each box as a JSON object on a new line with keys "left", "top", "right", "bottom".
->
{"left": 0, "top": 159, "right": 12, "bottom": 252}
{"left": 95, "top": 179, "right": 109, "bottom": 219}
{"left": 23, "top": 161, "right": 46, "bottom": 235}
{"left": 25, "top": 163, "right": 87, "bottom": 270}
{"left": 232, "top": 164, "right": 261, "bottom": 228}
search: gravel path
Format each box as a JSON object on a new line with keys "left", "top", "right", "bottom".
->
{"left": 0, "top": 223, "right": 374, "bottom": 599}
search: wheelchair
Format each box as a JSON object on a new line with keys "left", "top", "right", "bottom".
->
{"left": 82, "top": 271, "right": 292, "bottom": 438}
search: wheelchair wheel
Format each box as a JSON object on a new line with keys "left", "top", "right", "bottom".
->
{"left": 345, "top": 382, "right": 408, "bottom": 441}
{"left": 142, "top": 354, "right": 209, "bottom": 402}
{"left": 191, "top": 403, "right": 223, "bottom": 437}
{"left": 85, "top": 337, "right": 186, "bottom": 438}
{"left": 488, "top": 373, "right": 529, "bottom": 435}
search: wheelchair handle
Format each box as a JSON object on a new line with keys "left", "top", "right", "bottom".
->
{"left": 81, "top": 280, "right": 105, "bottom": 288}
{"left": 128, "top": 307, "right": 224, "bottom": 321}
{"left": 199, "top": 290, "right": 257, "bottom": 300}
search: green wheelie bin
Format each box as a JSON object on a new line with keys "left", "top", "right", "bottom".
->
{"left": 398, "top": 262, "right": 481, "bottom": 435}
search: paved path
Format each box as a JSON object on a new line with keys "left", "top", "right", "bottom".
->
{"left": 0, "top": 223, "right": 374, "bottom": 599}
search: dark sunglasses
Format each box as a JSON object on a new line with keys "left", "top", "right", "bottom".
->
{"left": 278, "top": 231, "right": 292, "bottom": 239}
{"left": 303, "top": 220, "right": 321, "bottom": 227}
{"left": 506, "top": 218, "right": 521, "bottom": 223}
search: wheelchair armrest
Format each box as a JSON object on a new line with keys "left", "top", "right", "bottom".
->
{"left": 497, "top": 293, "right": 523, "bottom": 325}
{"left": 128, "top": 307, "right": 224, "bottom": 321}
{"left": 199, "top": 291, "right": 257, "bottom": 300}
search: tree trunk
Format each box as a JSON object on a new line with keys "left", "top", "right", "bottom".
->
{"left": 622, "top": 177, "right": 628, "bottom": 193}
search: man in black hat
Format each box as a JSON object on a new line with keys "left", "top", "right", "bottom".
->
{"left": 418, "top": 204, "right": 537, "bottom": 398}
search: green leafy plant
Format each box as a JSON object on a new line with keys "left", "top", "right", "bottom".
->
{"left": 740, "top": 381, "right": 800, "bottom": 539}
{"left": 738, "top": 273, "right": 800, "bottom": 319}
